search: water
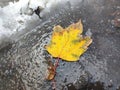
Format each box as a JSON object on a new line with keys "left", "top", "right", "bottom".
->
{"left": 0, "top": 0, "right": 120, "bottom": 90}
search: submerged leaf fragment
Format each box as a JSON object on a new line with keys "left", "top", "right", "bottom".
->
{"left": 46, "top": 62, "right": 56, "bottom": 80}
{"left": 45, "top": 20, "right": 92, "bottom": 61}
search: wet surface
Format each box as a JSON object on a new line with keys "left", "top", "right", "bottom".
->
{"left": 0, "top": 0, "right": 120, "bottom": 90}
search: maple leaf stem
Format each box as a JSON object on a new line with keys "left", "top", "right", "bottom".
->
{"left": 52, "top": 79, "right": 56, "bottom": 90}
{"left": 54, "top": 57, "right": 60, "bottom": 70}
{"left": 52, "top": 57, "right": 60, "bottom": 90}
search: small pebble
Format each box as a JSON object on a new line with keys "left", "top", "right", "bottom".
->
{"left": 116, "top": 86, "right": 120, "bottom": 90}
{"left": 108, "top": 80, "right": 113, "bottom": 88}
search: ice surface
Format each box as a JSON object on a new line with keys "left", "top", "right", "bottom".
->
{"left": 0, "top": 0, "right": 81, "bottom": 49}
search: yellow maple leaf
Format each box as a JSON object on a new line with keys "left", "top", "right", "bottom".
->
{"left": 45, "top": 20, "right": 92, "bottom": 61}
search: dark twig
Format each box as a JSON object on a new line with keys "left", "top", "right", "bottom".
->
{"left": 34, "top": 6, "right": 43, "bottom": 19}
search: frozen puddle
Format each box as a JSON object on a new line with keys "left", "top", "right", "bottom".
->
{"left": 0, "top": 0, "right": 78, "bottom": 49}
{"left": 0, "top": 0, "right": 119, "bottom": 90}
